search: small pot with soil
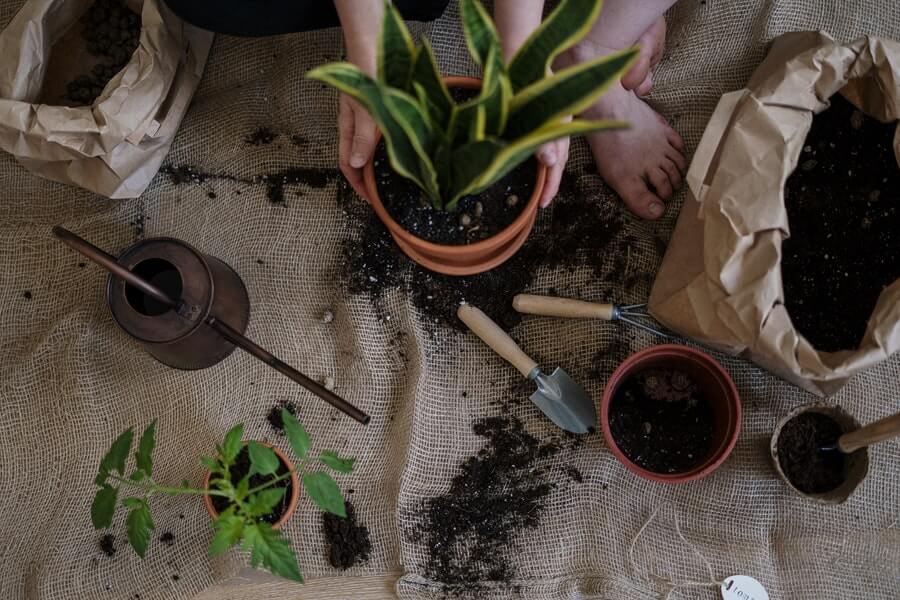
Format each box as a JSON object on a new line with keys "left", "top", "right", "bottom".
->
{"left": 600, "top": 344, "right": 741, "bottom": 483}
{"left": 770, "top": 403, "right": 869, "bottom": 504}
{"left": 203, "top": 442, "right": 300, "bottom": 529}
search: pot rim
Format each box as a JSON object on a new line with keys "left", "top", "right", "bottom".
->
{"left": 202, "top": 441, "right": 300, "bottom": 530}
{"left": 362, "top": 75, "right": 547, "bottom": 255}
{"left": 600, "top": 344, "right": 742, "bottom": 484}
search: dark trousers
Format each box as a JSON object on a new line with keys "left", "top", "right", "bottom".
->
{"left": 163, "top": 0, "right": 450, "bottom": 37}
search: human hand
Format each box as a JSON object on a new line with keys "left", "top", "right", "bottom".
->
{"left": 338, "top": 94, "right": 377, "bottom": 202}
{"left": 536, "top": 119, "right": 571, "bottom": 208}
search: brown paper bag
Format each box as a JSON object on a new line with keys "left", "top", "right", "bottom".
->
{"left": 0, "top": 0, "right": 213, "bottom": 198}
{"left": 649, "top": 31, "right": 900, "bottom": 396}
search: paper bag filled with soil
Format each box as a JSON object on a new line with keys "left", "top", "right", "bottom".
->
{"left": 0, "top": 0, "right": 213, "bottom": 198}
{"left": 649, "top": 31, "right": 900, "bottom": 396}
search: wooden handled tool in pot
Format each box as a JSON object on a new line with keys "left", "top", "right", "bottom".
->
{"left": 512, "top": 294, "right": 670, "bottom": 338}
{"left": 821, "top": 411, "right": 900, "bottom": 453}
{"left": 457, "top": 303, "right": 596, "bottom": 434}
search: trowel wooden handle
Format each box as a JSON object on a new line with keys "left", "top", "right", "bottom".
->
{"left": 838, "top": 411, "right": 900, "bottom": 453}
{"left": 457, "top": 304, "right": 538, "bottom": 378}
{"left": 513, "top": 294, "right": 615, "bottom": 320}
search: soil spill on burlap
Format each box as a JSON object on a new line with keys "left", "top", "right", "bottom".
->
{"left": 409, "top": 415, "right": 584, "bottom": 593}
{"left": 322, "top": 499, "right": 372, "bottom": 569}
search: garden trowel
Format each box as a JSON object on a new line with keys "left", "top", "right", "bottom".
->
{"left": 457, "top": 303, "right": 596, "bottom": 434}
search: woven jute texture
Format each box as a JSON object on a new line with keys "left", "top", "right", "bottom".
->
{"left": 0, "top": 1, "right": 898, "bottom": 599}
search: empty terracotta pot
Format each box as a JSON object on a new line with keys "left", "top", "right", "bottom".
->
{"left": 770, "top": 403, "right": 869, "bottom": 504}
{"left": 362, "top": 76, "right": 547, "bottom": 276}
{"left": 203, "top": 442, "right": 299, "bottom": 530}
{"left": 600, "top": 344, "right": 742, "bottom": 484}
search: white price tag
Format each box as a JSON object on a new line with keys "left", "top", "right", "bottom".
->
{"left": 721, "top": 575, "right": 769, "bottom": 600}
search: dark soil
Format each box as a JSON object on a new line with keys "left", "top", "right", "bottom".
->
{"left": 341, "top": 170, "right": 630, "bottom": 332}
{"left": 245, "top": 127, "right": 278, "bottom": 145}
{"left": 322, "top": 499, "right": 372, "bottom": 569}
{"left": 609, "top": 368, "right": 714, "bottom": 474}
{"left": 159, "top": 532, "right": 175, "bottom": 546}
{"left": 411, "top": 416, "right": 564, "bottom": 593}
{"left": 65, "top": 0, "right": 141, "bottom": 105}
{"left": 782, "top": 93, "right": 900, "bottom": 352}
{"left": 266, "top": 400, "right": 298, "bottom": 434}
{"left": 210, "top": 446, "right": 293, "bottom": 525}
{"left": 777, "top": 412, "right": 847, "bottom": 494}
{"left": 160, "top": 162, "right": 336, "bottom": 204}
{"left": 23, "top": 291, "right": 32, "bottom": 300}
{"left": 374, "top": 144, "right": 534, "bottom": 245}
{"left": 99, "top": 534, "right": 116, "bottom": 557}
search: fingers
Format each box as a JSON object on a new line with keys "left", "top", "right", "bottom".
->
{"left": 537, "top": 141, "right": 558, "bottom": 169}
{"left": 338, "top": 95, "right": 372, "bottom": 201}
{"left": 350, "top": 106, "right": 377, "bottom": 169}
{"left": 539, "top": 139, "right": 569, "bottom": 208}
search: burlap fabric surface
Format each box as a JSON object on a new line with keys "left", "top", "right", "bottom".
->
{"left": 0, "top": 1, "right": 897, "bottom": 599}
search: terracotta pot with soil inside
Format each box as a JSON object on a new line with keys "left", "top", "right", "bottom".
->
{"left": 363, "top": 77, "right": 547, "bottom": 276}
{"left": 601, "top": 345, "right": 741, "bottom": 483}
{"left": 203, "top": 443, "right": 300, "bottom": 529}
{"left": 770, "top": 403, "right": 869, "bottom": 504}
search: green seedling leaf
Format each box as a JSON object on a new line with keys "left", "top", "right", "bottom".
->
{"left": 126, "top": 501, "right": 155, "bottom": 558}
{"left": 135, "top": 420, "right": 156, "bottom": 477}
{"left": 281, "top": 409, "right": 310, "bottom": 460}
{"left": 241, "top": 522, "right": 303, "bottom": 582}
{"left": 201, "top": 456, "right": 218, "bottom": 471}
{"left": 181, "top": 479, "right": 192, "bottom": 489}
{"left": 209, "top": 515, "right": 244, "bottom": 556}
{"left": 129, "top": 470, "right": 145, "bottom": 482}
{"left": 122, "top": 497, "right": 143, "bottom": 508}
{"left": 246, "top": 487, "right": 286, "bottom": 518}
{"left": 302, "top": 472, "right": 346, "bottom": 517}
{"left": 221, "top": 424, "right": 244, "bottom": 464}
{"left": 91, "top": 485, "right": 118, "bottom": 529}
{"left": 247, "top": 442, "right": 279, "bottom": 477}
{"left": 96, "top": 427, "right": 134, "bottom": 485}
{"left": 235, "top": 474, "right": 250, "bottom": 501}
{"left": 318, "top": 451, "right": 356, "bottom": 474}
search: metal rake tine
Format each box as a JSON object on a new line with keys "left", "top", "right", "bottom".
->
{"left": 617, "top": 314, "right": 672, "bottom": 339}
{"left": 619, "top": 303, "right": 647, "bottom": 311}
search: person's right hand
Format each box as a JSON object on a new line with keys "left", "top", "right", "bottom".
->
{"left": 338, "top": 93, "right": 378, "bottom": 202}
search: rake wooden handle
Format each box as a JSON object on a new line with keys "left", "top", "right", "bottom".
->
{"left": 513, "top": 294, "right": 615, "bottom": 320}
{"left": 457, "top": 304, "right": 537, "bottom": 378}
{"left": 839, "top": 411, "right": 900, "bottom": 453}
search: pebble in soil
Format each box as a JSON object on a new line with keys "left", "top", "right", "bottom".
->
{"left": 410, "top": 415, "right": 580, "bottom": 593}
{"left": 777, "top": 412, "right": 847, "bottom": 494}
{"left": 65, "top": 0, "right": 142, "bottom": 105}
{"left": 608, "top": 368, "right": 714, "bottom": 474}
{"left": 210, "top": 446, "right": 292, "bottom": 525}
{"left": 781, "top": 93, "right": 900, "bottom": 352}
{"left": 322, "top": 500, "right": 372, "bottom": 570}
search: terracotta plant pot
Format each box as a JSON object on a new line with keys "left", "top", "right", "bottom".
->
{"left": 770, "top": 403, "right": 869, "bottom": 505}
{"left": 362, "top": 76, "right": 548, "bottom": 276}
{"left": 202, "top": 442, "right": 300, "bottom": 530}
{"left": 600, "top": 344, "right": 742, "bottom": 484}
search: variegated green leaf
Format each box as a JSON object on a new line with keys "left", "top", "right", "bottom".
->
{"left": 377, "top": 1, "right": 416, "bottom": 89}
{"left": 480, "top": 45, "right": 509, "bottom": 136}
{"left": 506, "top": 47, "right": 638, "bottom": 139}
{"left": 508, "top": 0, "right": 604, "bottom": 91}
{"left": 383, "top": 89, "right": 441, "bottom": 204}
{"left": 410, "top": 38, "right": 453, "bottom": 128}
{"left": 459, "top": 0, "right": 499, "bottom": 67}
{"left": 307, "top": 63, "right": 428, "bottom": 192}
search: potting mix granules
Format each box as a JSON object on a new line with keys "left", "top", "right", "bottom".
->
{"left": 0, "top": 1, "right": 898, "bottom": 599}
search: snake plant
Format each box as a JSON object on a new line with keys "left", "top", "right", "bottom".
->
{"left": 307, "top": 0, "right": 637, "bottom": 211}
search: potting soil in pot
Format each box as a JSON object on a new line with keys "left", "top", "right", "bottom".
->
{"left": 609, "top": 368, "right": 714, "bottom": 474}
{"left": 373, "top": 144, "right": 536, "bottom": 245}
{"left": 776, "top": 412, "right": 847, "bottom": 494}
{"left": 209, "top": 446, "right": 293, "bottom": 525}
{"left": 61, "top": 0, "right": 141, "bottom": 106}
{"left": 781, "top": 93, "right": 900, "bottom": 352}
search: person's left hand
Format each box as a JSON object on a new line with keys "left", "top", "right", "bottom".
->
{"left": 535, "top": 115, "right": 572, "bottom": 207}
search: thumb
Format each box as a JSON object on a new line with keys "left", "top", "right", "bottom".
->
{"left": 350, "top": 110, "right": 377, "bottom": 169}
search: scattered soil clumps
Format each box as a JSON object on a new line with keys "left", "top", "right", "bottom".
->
{"left": 245, "top": 127, "right": 278, "bottom": 145}
{"left": 158, "top": 532, "right": 175, "bottom": 546}
{"left": 322, "top": 500, "right": 372, "bottom": 569}
{"left": 777, "top": 412, "right": 847, "bottom": 494}
{"left": 609, "top": 369, "right": 714, "bottom": 473}
{"left": 267, "top": 400, "right": 298, "bottom": 434}
{"left": 210, "top": 446, "right": 292, "bottom": 525}
{"left": 411, "top": 416, "right": 563, "bottom": 593}
{"left": 66, "top": 0, "right": 141, "bottom": 105}
{"left": 781, "top": 93, "right": 899, "bottom": 352}
{"left": 99, "top": 534, "right": 116, "bottom": 557}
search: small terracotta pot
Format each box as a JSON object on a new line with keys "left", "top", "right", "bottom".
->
{"left": 770, "top": 403, "right": 869, "bottom": 504}
{"left": 362, "top": 76, "right": 548, "bottom": 276}
{"left": 600, "top": 344, "right": 742, "bottom": 484}
{"left": 202, "top": 442, "right": 300, "bottom": 530}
